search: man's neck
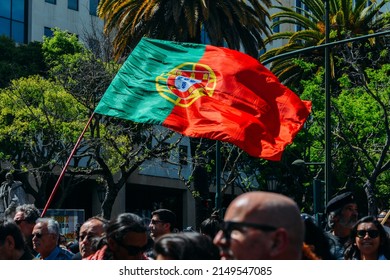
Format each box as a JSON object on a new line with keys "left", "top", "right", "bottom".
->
{"left": 332, "top": 224, "right": 351, "bottom": 239}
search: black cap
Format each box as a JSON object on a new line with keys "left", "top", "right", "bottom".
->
{"left": 326, "top": 192, "right": 356, "bottom": 214}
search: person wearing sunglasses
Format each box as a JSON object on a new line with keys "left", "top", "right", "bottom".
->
{"left": 344, "top": 216, "right": 390, "bottom": 260}
{"left": 146, "top": 209, "right": 177, "bottom": 259}
{"left": 13, "top": 203, "right": 40, "bottom": 256}
{"left": 213, "top": 191, "right": 304, "bottom": 260}
{"left": 86, "top": 213, "right": 148, "bottom": 260}
{"left": 32, "top": 217, "right": 74, "bottom": 260}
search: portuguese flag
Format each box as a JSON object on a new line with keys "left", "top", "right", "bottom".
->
{"left": 95, "top": 37, "right": 311, "bottom": 160}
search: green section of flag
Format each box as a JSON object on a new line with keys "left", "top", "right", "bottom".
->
{"left": 94, "top": 38, "right": 206, "bottom": 123}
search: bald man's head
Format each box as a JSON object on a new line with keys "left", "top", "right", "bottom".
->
{"left": 214, "top": 191, "right": 304, "bottom": 260}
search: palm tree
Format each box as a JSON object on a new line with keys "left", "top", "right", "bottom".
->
{"left": 260, "top": 0, "right": 389, "bottom": 86}
{"left": 97, "top": 0, "right": 272, "bottom": 60}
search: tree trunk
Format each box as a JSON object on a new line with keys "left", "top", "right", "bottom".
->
{"left": 363, "top": 180, "right": 377, "bottom": 216}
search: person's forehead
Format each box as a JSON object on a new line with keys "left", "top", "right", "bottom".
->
{"left": 14, "top": 212, "right": 25, "bottom": 220}
{"left": 342, "top": 203, "right": 358, "bottom": 210}
{"left": 357, "top": 222, "right": 377, "bottom": 230}
{"left": 33, "top": 223, "right": 47, "bottom": 231}
{"left": 224, "top": 196, "right": 264, "bottom": 222}
{"left": 81, "top": 220, "right": 104, "bottom": 234}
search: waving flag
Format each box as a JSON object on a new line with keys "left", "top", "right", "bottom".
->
{"left": 95, "top": 38, "right": 311, "bottom": 160}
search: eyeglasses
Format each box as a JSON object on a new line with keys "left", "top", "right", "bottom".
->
{"left": 118, "top": 242, "right": 148, "bottom": 256}
{"left": 356, "top": 230, "right": 380, "bottom": 239}
{"left": 32, "top": 233, "right": 46, "bottom": 239}
{"left": 149, "top": 220, "right": 165, "bottom": 225}
{"left": 14, "top": 219, "right": 26, "bottom": 225}
{"left": 220, "top": 221, "right": 277, "bottom": 242}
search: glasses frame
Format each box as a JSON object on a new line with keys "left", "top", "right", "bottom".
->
{"left": 356, "top": 229, "right": 380, "bottom": 239}
{"left": 149, "top": 220, "right": 166, "bottom": 225}
{"left": 220, "top": 221, "right": 277, "bottom": 242}
{"left": 32, "top": 233, "right": 44, "bottom": 239}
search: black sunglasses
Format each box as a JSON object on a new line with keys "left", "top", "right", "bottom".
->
{"left": 118, "top": 242, "right": 148, "bottom": 255}
{"left": 220, "top": 221, "right": 277, "bottom": 242}
{"left": 32, "top": 233, "right": 45, "bottom": 238}
{"left": 356, "top": 230, "right": 379, "bottom": 239}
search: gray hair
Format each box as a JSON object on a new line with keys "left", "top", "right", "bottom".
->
{"left": 36, "top": 217, "right": 60, "bottom": 238}
{"left": 15, "top": 204, "right": 41, "bottom": 224}
{"left": 327, "top": 208, "right": 343, "bottom": 230}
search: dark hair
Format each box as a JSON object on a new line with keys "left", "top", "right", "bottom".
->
{"left": 200, "top": 211, "right": 222, "bottom": 239}
{"left": 0, "top": 221, "right": 25, "bottom": 250}
{"left": 301, "top": 213, "right": 336, "bottom": 260}
{"left": 107, "top": 213, "right": 146, "bottom": 243}
{"left": 15, "top": 204, "right": 40, "bottom": 224}
{"left": 153, "top": 232, "right": 219, "bottom": 260}
{"left": 151, "top": 209, "right": 176, "bottom": 231}
{"left": 344, "top": 215, "right": 390, "bottom": 260}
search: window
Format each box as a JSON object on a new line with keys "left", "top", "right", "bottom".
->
{"left": 0, "top": 0, "right": 11, "bottom": 18}
{"left": 0, "top": 18, "right": 11, "bottom": 37}
{"left": 68, "top": 0, "right": 78, "bottom": 11}
{"left": 0, "top": 0, "right": 26, "bottom": 43}
{"left": 89, "top": 0, "right": 99, "bottom": 16}
{"left": 44, "top": 27, "right": 54, "bottom": 38}
{"left": 45, "top": 0, "right": 56, "bottom": 4}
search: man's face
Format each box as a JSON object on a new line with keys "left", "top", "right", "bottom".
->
{"left": 79, "top": 219, "right": 105, "bottom": 258}
{"left": 32, "top": 222, "right": 57, "bottom": 258}
{"left": 213, "top": 203, "right": 275, "bottom": 260}
{"left": 338, "top": 203, "right": 358, "bottom": 229}
{"left": 108, "top": 231, "right": 148, "bottom": 260}
{"left": 149, "top": 215, "right": 169, "bottom": 240}
{"left": 14, "top": 212, "right": 34, "bottom": 238}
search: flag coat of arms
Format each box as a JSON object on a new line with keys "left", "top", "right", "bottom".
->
{"left": 95, "top": 37, "right": 311, "bottom": 161}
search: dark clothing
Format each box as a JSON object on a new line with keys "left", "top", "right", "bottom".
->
{"left": 72, "top": 252, "right": 82, "bottom": 260}
{"left": 68, "top": 241, "right": 80, "bottom": 254}
{"left": 19, "top": 250, "right": 34, "bottom": 260}
{"left": 327, "top": 232, "right": 348, "bottom": 260}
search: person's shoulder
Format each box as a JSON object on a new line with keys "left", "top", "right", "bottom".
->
{"left": 56, "top": 247, "right": 74, "bottom": 260}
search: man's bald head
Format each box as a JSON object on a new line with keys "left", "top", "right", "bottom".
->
{"left": 214, "top": 191, "right": 304, "bottom": 260}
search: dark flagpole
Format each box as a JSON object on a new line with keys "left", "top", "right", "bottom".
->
{"left": 41, "top": 113, "right": 95, "bottom": 217}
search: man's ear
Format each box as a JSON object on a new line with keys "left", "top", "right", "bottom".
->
{"left": 163, "top": 223, "right": 171, "bottom": 231}
{"left": 269, "top": 228, "right": 288, "bottom": 258}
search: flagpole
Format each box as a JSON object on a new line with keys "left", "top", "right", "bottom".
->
{"left": 41, "top": 112, "right": 95, "bottom": 217}
{"left": 215, "top": 141, "right": 222, "bottom": 212}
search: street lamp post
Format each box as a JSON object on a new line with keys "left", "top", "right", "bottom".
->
{"left": 292, "top": 159, "right": 325, "bottom": 223}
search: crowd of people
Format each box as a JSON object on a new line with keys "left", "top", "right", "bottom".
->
{"left": 1, "top": 190, "right": 390, "bottom": 260}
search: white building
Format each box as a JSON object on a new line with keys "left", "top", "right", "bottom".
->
{"left": 1, "top": 0, "right": 102, "bottom": 44}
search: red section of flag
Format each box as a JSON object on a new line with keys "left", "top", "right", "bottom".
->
{"left": 162, "top": 45, "right": 311, "bottom": 160}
